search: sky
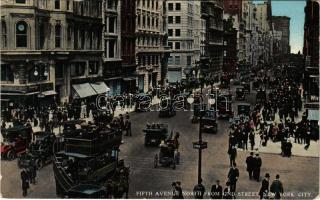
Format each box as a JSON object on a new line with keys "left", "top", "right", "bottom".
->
{"left": 254, "top": 0, "right": 306, "bottom": 53}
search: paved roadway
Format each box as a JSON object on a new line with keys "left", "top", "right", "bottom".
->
{"left": 1, "top": 86, "right": 319, "bottom": 199}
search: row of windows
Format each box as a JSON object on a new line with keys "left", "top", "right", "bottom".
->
{"left": 137, "top": 14, "right": 159, "bottom": 29}
{"left": 137, "top": 36, "right": 160, "bottom": 46}
{"left": 1, "top": 21, "right": 101, "bottom": 50}
{"left": 137, "top": 0, "right": 159, "bottom": 10}
{"left": 168, "top": 16, "right": 181, "bottom": 24}
{"left": 168, "top": 41, "right": 193, "bottom": 50}
{"left": 137, "top": 55, "right": 160, "bottom": 66}
{"left": 168, "top": 3, "right": 181, "bottom": 11}
{"left": 168, "top": 29, "right": 180, "bottom": 37}
{"left": 168, "top": 55, "right": 192, "bottom": 66}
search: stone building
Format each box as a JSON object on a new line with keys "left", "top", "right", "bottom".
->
{"left": 272, "top": 16, "right": 291, "bottom": 55}
{"left": 103, "top": 0, "right": 122, "bottom": 96}
{"left": 200, "top": 0, "right": 224, "bottom": 78}
{"left": 1, "top": 0, "right": 103, "bottom": 106}
{"left": 135, "top": 0, "right": 167, "bottom": 92}
{"left": 303, "top": 0, "right": 319, "bottom": 100}
{"left": 165, "top": 0, "right": 201, "bottom": 83}
{"left": 121, "top": 0, "right": 137, "bottom": 93}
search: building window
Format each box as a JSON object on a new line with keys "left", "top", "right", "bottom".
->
{"left": 175, "top": 16, "right": 181, "bottom": 24}
{"left": 16, "top": 0, "right": 26, "bottom": 3}
{"left": 109, "top": 17, "right": 115, "bottom": 33}
{"left": 66, "top": 0, "right": 70, "bottom": 10}
{"left": 176, "top": 3, "right": 181, "bottom": 10}
{"left": 109, "top": 40, "right": 115, "bottom": 58}
{"left": 168, "top": 56, "right": 173, "bottom": 65}
{"left": 168, "top": 16, "right": 173, "bottom": 24}
{"left": 187, "top": 56, "right": 192, "bottom": 66}
{"left": 39, "top": 23, "right": 45, "bottom": 49}
{"left": 168, "top": 29, "right": 173, "bottom": 36}
{"left": 107, "top": 0, "right": 113, "bottom": 9}
{"left": 168, "top": 42, "right": 173, "bottom": 49}
{"left": 175, "top": 29, "right": 180, "bottom": 37}
{"left": 175, "top": 42, "right": 180, "bottom": 49}
{"left": 71, "top": 62, "right": 86, "bottom": 77}
{"left": 55, "top": 24, "right": 62, "bottom": 48}
{"left": 168, "top": 3, "right": 173, "bottom": 11}
{"left": 16, "top": 21, "right": 28, "bottom": 48}
{"left": 1, "top": 64, "right": 14, "bottom": 82}
{"left": 175, "top": 56, "right": 180, "bottom": 65}
{"left": 89, "top": 61, "right": 99, "bottom": 75}
{"left": 54, "top": 0, "right": 60, "bottom": 9}
{"left": 1, "top": 21, "right": 7, "bottom": 48}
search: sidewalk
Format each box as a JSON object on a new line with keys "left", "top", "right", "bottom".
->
{"left": 238, "top": 107, "right": 320, "bottom": 158}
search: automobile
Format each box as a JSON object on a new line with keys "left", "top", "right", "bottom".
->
{"left": 159, "top": 98, "right": 176, "bottom": 118}
{"left": 134, "top": 93, "right": 152, "bottom": 112}
{"left": 154, "top": 140, "right": 179, "bottom": 169}
{"left": 238, "top": 103, "right": 251, "bottom": 116}
{"left": 241, "top": 82, "right": 251, "bottom": 94}
{"left": 17, "top": 131, "right": 56, "bottom": 169}
{"left": 217, "top": 95, "right": 234, "bottom": 119}
{"left": 235, "top": 86, "right": 245, "bottom": 101}
{"left": 1, "top": 125, "right": 32, "bottom": 160}
{"left": 143, "top": 123, "right": 169, "bottom": 146}
{"left": 256, "top": 89, "right": 267, "bottom": 103}
{"left": 201, "top": 109, "right": 218, "bottom": 134}
{"left": 191, "top": 103, "right": 206, "bottom": 123}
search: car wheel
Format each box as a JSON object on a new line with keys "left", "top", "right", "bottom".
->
{"left": 6, "top": 150, "right": 16, "bottom": 160}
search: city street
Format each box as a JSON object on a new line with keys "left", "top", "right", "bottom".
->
{"left": 1, "top": 86, "right": 319, "bottom": 199}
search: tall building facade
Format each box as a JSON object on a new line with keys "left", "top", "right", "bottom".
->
{"left": 272, "top": 16, "right": 290, "bottom": 55}
{"left": 1, "top": 0, "right": 103, "bottom": 105}
{"left": 135, "top": 0, "right": 167, "bottom": 92}
{"left": 201, "top": 0, "right": 224, "bottom": 78}
{"left": 121, "top": 0, "right": 136, "bottom": 93}
{"left": 166, "top": 0, "right": 201, "bottom": 83}
{"left": 303, "top": 0, "right": 319, "bottom": 100}
{"left": 103, "top": 0, "right": 122, "bottom": 96}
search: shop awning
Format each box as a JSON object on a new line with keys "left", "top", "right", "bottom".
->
{"left": 72, "top": 83, "right": 97, "bottom": 98}
{"left": 307, "top": 109, "right": 319, "bottom": 121}
{"left": 42, "top": 90, "right": 57, "bottom": 96}
{"left": 90, "top": 82, "right": 110, "bottom": 94}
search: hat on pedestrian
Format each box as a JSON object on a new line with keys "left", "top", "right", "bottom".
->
{"left": 255, "top": 153, "right": 259, "bottom": 156}
{"left": 250, "top": 152, "right": 254, "bottom": 155}
{"left": 265, "top": 173, "right": 270, "bottom": 178}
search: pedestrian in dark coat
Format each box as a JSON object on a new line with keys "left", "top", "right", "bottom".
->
{"left": 270, "top": 174, "right": 284, "bottom": 199}
{"left": 29, "top": 164, "right": 37, "bottom": 184}
{"left": 223, "top": 182, "right": 233, "bottom": 199}
{"left": 193, "top": 179, "right": 205, "bottom": 199}
{"left": 210, "top": 180, "right": 223, "bottom": 199}
{"left": 246, "top": 152, "right": 255, "bottom": 180}
{"left": 21, "top": 169, "right": 29, "bottom": 197}
{"left": 227, "top": 163, "right": 239, "bottom": 193}
{"left": 253, "top": 153, "right": 262, "bottom": 181}
{"left": 176, "top": 181, "right": 184, "bottom": 199}
{"left": 228, "top": 146, "right": 237, "bottom": 167}
{"left": 259, "top": 173, "right": 270, "bottom": 199}
{"left": 249, "top": 131, "right": 255, "bottom": 150}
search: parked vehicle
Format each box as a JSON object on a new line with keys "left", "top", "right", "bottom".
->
{"left": 17, "top": 131, "right": 56, "bottom": 169}
{"left": 201, "top": 109, "right": 218, "bottom": 134}
{"left": 1, "top": 125, "right": 32, "bottom": 160}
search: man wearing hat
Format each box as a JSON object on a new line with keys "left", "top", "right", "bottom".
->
{"left": 253, "top": 153, "right": 262, "bottom": 181}
{"left": 259, "top": 173, "right": 270, "bottom": 199}
{"left": 210, "top": 180, "right": 222, "bottom": 199}
{"left": 246, "top": 152, "right": 255, "bottom": 180}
